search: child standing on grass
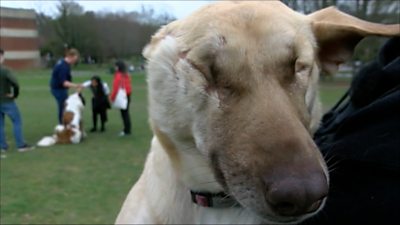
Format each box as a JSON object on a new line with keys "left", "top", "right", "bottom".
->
{"left": 82, "top": 76, "right": 110, "bottom": 132}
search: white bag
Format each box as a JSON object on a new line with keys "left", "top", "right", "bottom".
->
{"left": 112, "top": 88, "right": 128, "bottom": 109}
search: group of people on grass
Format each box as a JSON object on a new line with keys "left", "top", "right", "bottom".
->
{"left": 1, "top": 48, "right": 132, "bottom": 154}
{"left": 51, "top": 49, "right": 132, "bottom": 135}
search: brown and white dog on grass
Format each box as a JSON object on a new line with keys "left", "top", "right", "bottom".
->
{"left": 37, "top": 93, "right": 86, "bottom": 146}
{"left": 116, "top": 1, "right": 399, "bottom": 224}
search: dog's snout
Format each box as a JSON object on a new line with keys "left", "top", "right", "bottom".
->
{"left": 265, "top": 173, "right": 328, "bottom": 216}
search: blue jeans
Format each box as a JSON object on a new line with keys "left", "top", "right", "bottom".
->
{"left": 51, "top": 89, "right": 68, "bottom": 124}
{"left": 0, "top": 101, "right": 26, "bottom": 149}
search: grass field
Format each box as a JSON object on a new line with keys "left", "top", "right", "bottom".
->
{"left": 0, "top": 68, "right": 349, "bottom": 224}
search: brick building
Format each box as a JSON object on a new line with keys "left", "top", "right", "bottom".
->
{"left": 0, "top": 7, "right": 40, "bottom": 70}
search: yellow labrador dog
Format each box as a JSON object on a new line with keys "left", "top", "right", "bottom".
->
{"left": 116, "top": 1, "right": 399, "bottom": 224}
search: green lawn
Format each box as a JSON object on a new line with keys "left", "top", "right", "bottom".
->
{"left": 0, "top": 68, "right": 349, "bottom": 224}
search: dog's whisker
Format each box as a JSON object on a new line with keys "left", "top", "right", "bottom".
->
{"left": 328, "top": 168, "right": 337, "bottom": 174}
{"left": 327, "top": 159, "right": 343, "bottom": 171}
{"left": 324, "top": 155, "right": 335, "bottom": 165}
{"left": 221, "top": 193, "right": 233, "bottom": 200}
{"left": 186, "top": 169, "right": 214, "bottom": 177}
{"left": 192, "top": 180, "right": 219, "bottom": 186}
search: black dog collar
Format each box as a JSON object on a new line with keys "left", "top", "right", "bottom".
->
{"left": 190, "top": 191, "right": 240, "bottom": 208}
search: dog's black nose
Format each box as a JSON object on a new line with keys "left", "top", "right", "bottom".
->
{"left": 265, "top": 172, "right": 328, "bottom": 216}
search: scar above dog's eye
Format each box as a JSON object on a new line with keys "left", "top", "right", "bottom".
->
{"left": 179, "top": 50, "right": 190, "bottom": 59}
{"left": 295, "top": 61, "right": 311, "bottom": 76}
{"left": 218, "top": 35, "right": 227, "bottom": 46}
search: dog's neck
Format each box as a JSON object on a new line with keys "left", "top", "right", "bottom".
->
{"left": 152, "top": 125, "right": 224, "bottom": 196}
{"left": 141, "top": 135, "right": 262, "bottom": 224}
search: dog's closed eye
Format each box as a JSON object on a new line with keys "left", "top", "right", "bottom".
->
{"left": 295, "top": 60, "right": 312, "bottom": 78}
{"left": 295, "top": 60, "right": 310, "bottom": 73}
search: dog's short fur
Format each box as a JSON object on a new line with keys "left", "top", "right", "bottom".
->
{"left": 37, "top": 93, "right": 85, "bottom": 146}
{"left": 116, "top": 1, "right": 399, "bottom": 224}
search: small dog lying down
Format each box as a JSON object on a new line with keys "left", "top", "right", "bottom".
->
{"left": 37, "top": 93, "right": 85, "bottom": 147}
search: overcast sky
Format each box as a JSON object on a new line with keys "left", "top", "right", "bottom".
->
{"left": 0, "top": 1, "right": 214, "bottom": 19}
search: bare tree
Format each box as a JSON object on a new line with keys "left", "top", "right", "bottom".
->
{"left": 38, "top": 0, "right": 175, "bottom": 62}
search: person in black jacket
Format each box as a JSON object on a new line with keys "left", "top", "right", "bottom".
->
{"left": 82, "top": 76, "right": 110, "bottom": 132}
{"left": 301, "top": 37, "right": 400, "bottom": 225}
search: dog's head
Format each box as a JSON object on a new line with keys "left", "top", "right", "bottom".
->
{"left": 55, "top": 126, "right": 75, "bottom": 144}
{"left": 55, "top": 124, "right": 82, "bottom": 145}
{"left": 144, "top": 1, "right": 399, "bottom": 223}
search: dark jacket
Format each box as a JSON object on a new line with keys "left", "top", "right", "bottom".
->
{"left": 0, "top": 65, "right": 19, "bottom": 103}
{"left": 90, "top": 85, "right": 110, "bottom": 111}
{"left": 89, "top": 77, "right": 110, "bottom": 111}
{"left": 302, "top": 37, "right": 400, "bottom": 225}
{"left": 50, "top": 59, "right": 71, "bottom": 90}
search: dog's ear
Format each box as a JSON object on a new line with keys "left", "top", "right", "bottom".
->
{"left": 78, "top": 93, "right": 86, "bottom": 106}
{"left": 309, "top": 6, "right": 399, "bottom": 75}
{"left": 143, "top": 21, "right": 179, "bottom": 59}
{"left": 63, "top": 111, "right": 74, "bottom": 126}
{"left": 143, "top": 31, "right": 165, "bottom": 59}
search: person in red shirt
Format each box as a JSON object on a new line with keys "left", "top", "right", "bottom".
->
{"left": 110, "top": 60, "right": 132, "bottom": 136}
